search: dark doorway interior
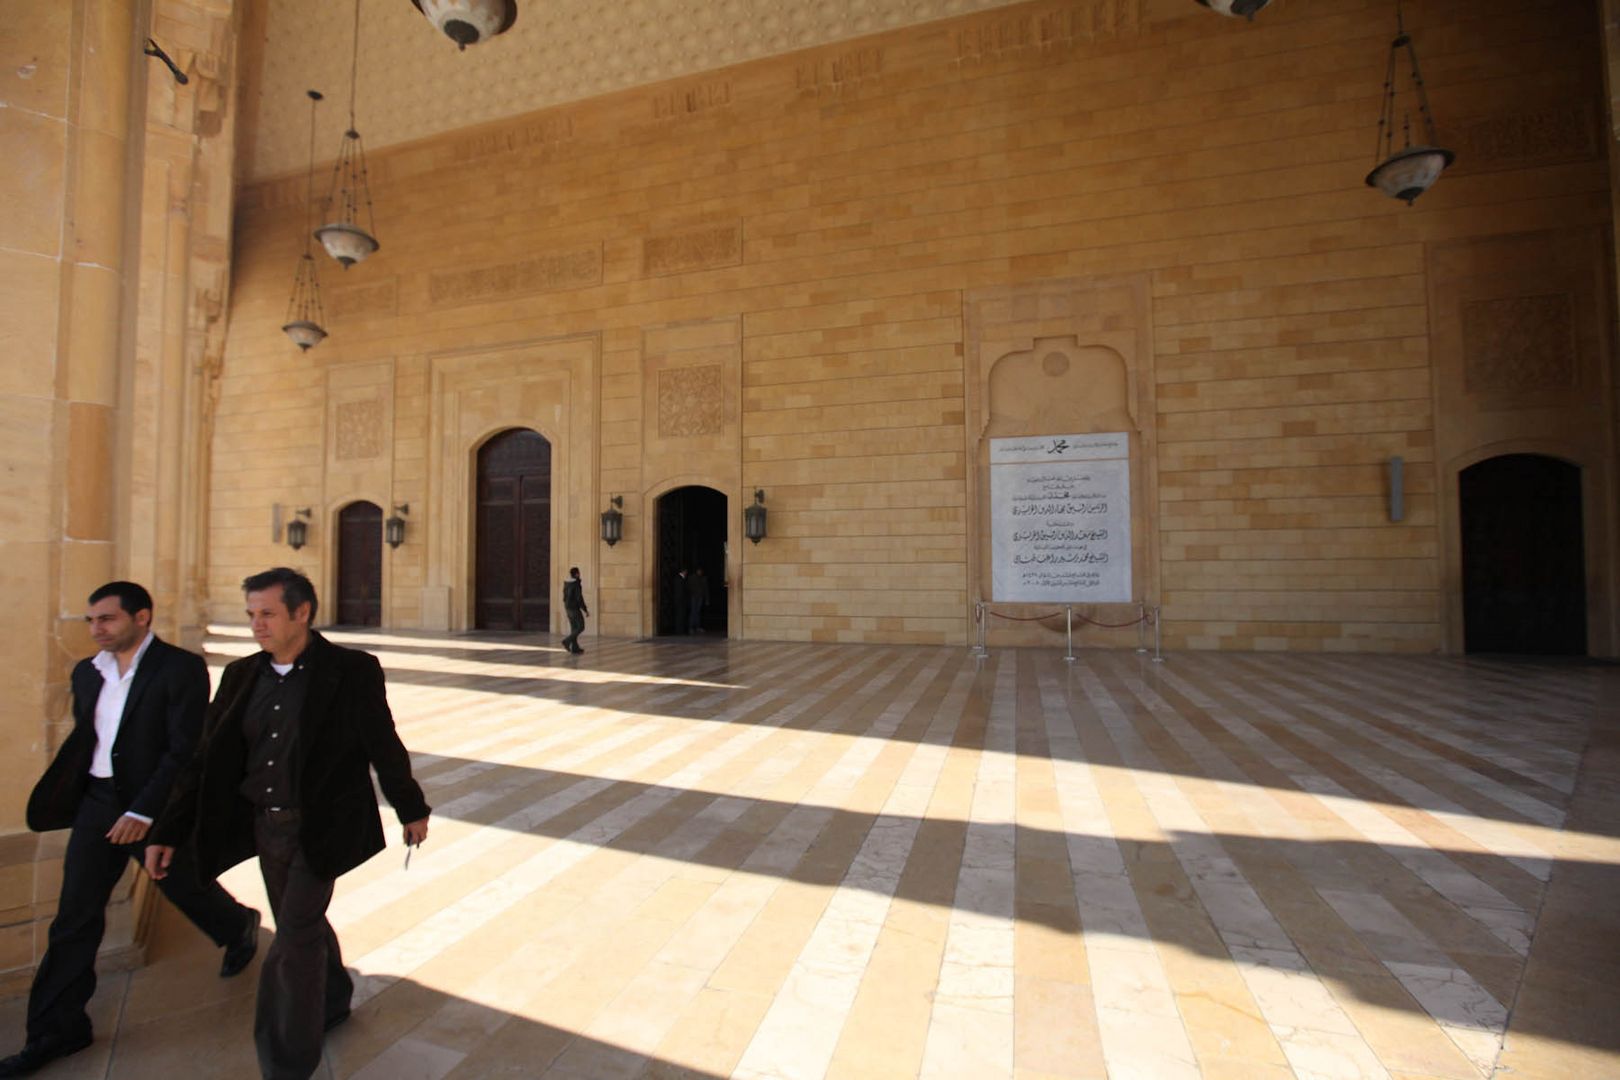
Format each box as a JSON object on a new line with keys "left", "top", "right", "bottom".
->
{"left": 475, "top": 428, "right": 552, "bottom": 631}
{"left": 335, "top": 501, "right": 382, "bottom": 627}
{"left": 1460, "top": 453, "right": 1586, "bottom": 655}
{"left": 656, "top": 486, "right": 728, "bottom": 636}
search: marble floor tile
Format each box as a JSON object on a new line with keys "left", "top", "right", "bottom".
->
{"left": 4, "top": 633, "right": 1613, "bottom": 1079}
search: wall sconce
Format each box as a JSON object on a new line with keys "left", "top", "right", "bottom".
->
{"left": 1387, "top": 457, "right": 1405, "bottom": 523}
{"left": 285, "top": 508, "right": 312, "bottom": 551}
{"left": 385, "top": 503, "right": 409, "bottom": 549}
{"left": 743, "top": 489, "right": 767, "bottom": 545}
{"left": 600, "top": 495, "right": 623, "bottom": 546}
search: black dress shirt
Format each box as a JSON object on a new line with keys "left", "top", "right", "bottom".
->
{"left": 239, "top": 654, "right": 308, "bottom": 808}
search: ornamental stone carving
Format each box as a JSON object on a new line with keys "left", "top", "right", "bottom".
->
{"left": 335, "top": 399, "right": 386, "bottom": 460}
{"left": 643, "top": 224, "right": 742, "bottom": 277}
{"left": 429, "top": 247, "right": 602, "bottom": 306}
{"left": 1461, "top": 294, "right": 1577, "bottom": 395}
{"left": 658, "top": 365, "right": 725, "bottom": 437}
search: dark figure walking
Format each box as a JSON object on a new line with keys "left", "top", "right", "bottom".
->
{"left": 686, "top": 566, "right": 710, "bottom": 634}
{"left": 561, "top": 567, "right": 589, "bottom": 654}
{"left": 146, "top": 568, "right": 429, "bottom": 1080}
{"left": 0, "top": 582, "right": 259, "bottom": 1078}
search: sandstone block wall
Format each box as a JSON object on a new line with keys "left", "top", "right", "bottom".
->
{"left": 212, "top": 0, "right": 1617, "bottom": 654}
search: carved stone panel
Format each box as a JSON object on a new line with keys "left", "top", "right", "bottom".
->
{"left": 429, "top": 246, "right": 602, "bottom": 307}
{"left": 658, "top": 365, "right": 725, "bottom": 437}
{"left": 643, "top": 223, "right": 742, "bottom": 277}
{"left": 1461, "top": 294, "right": 1577, "bottom": 395}
{"left": 334, "top": 400, "right": 385, "bottom": 461}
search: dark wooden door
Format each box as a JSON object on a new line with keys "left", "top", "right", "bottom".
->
{"left": 1461, "top": 454, "right": 1586, "bottom": 655}
{"left": 656, "top": 486, "right": 727, "bottom": 636}
{"left": 336, "top": 501, "right": 382, "bottom": 627}
{"left": 475, "top": 428, "right": 552, "bottom": 630}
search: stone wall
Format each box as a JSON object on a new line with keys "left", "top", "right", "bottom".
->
{"left": 214, "top": 0, "right": 1617, "bottom": 654}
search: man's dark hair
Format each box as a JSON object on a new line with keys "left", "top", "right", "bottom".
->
{"left": 569, "top": 566, "right": 580, "bottom": 578}
{"left": 88, "top": 581, "right": 153, "bottom": 617}
{"left": 242, "top": 567, "right": 319, "bottom": 622}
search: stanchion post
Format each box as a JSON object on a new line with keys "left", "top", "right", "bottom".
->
{"left": 1136, "top": 601, "right": 1148, "bottom": 654}
{"left": 1152, "top": 604, "right": 1165, "bottom": 663}
{"left": 1064, "top": 605, "right": 1076, "bottom": 663}
{"left": 972, "top": 601, "right": 988, "bottom": 658}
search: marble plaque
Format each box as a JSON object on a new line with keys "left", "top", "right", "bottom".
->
{"left": 990, "top": 433, "right": 1132, "bottom": 603}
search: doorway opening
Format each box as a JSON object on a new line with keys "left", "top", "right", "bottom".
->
{"left": 335, "top": 500, "right": 382, "bottom": 627}
{"left": 656, "top": 486, "right": 727, "bottom": 637}
{"left": 1460, "top": 453, "right": 1586, "bottom": 655}
{"left": 475, "top": 428, "right": 552, "bottom": 631}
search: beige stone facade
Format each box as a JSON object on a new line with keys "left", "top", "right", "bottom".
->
{"left": 215, "top": 0, "right": 1618, "bottom": 656}
{"left": 3, "top": 0, "right": 1618, "bottom": 990}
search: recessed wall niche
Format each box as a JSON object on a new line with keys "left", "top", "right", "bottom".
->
{"left": 964, "top": 276, "right": 1160, "bottom": 645}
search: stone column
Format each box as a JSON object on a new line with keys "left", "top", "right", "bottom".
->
{"left": 0, "top": 0, "right": 145, "bottom": 989}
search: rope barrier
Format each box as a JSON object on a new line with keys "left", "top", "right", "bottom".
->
{"left": 971, "top": 601, "right": 1167, "bottom": 664}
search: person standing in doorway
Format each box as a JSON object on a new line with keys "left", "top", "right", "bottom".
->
{"left": 145, "top": 567, "right": 430, "bottom": 1080}
{"left": 561, "top": 567, "right": 588, "bottom": 654}
{"left": 0, "top": 582, "right": 260, "bottom": 1078}
{"left": 686, "top": 566, "right": 710, "bottom": 634}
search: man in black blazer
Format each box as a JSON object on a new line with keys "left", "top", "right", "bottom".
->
{"left": 147, "top": 567, "right": 430, "bottom": 1080}
{"left": 0, "top": 582, "right": 260, "bottom": 1078}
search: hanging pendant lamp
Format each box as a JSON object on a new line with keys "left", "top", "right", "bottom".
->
{"left": 1365, "top": 0, "right": 1453, "bottom": 204}
{"left": 315, "top": 0, "right": 380, "bottom": 268}
{"left": 282, "top": 90, "right": 328, "bottom": 351}
{"left": 410, "top": 0, "right": 517, "bottom": 50}
{"left": 1194, "top": 0, "right": 1273, "bottom": 18}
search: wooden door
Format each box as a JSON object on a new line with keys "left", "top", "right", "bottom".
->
{"left": 475, "top": 429, "right": 552, "bottom": 630}
{"left": 1460, "top": 454, "right": 1586, "bottom": 655}
{"left": 336, "top": 501, "right": 383, "bottom": 626}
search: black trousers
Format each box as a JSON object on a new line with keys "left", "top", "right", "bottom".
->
{"left": 253, "top": 812, "right": 351, "bottom": 1080}
{"left": 562, "top": 608, "right": 585, "bottom": 650}
{"left": 27, "top": 778, "right": 252, "bottom": 1044}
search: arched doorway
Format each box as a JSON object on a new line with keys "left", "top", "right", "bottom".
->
{"left": 1460, "top": 454, "right": 1586, "bottom": 655}
{"left": 335, "top": 501, "right": 383, "bottom": 627}
{"left": 656, "top": 486, "right": 727, "bottom": 636}
{"left": 475, "top": 428, "right": 552, "bottom": 630}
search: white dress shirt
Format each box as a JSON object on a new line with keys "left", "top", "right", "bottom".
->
{"left": 90, "top": 631, "right": 155, "bottom": 821}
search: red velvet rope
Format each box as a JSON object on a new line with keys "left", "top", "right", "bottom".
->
{"left": 977, "top": 606, "right": 1155, "bottom": 628}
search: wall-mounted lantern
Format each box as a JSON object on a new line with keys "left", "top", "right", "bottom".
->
{"left": 743, "top": 489, "right": 767, "bottom": 545}
{"left": 600, "top": 495, "right": 623, "bottom": 546}
{"left": 286, "top": 508, "right": 312, "bottom": 551}
{"left": 385, "top": 503, "right": 409, "bottom": 548}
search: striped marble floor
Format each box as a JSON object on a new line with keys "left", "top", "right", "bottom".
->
{"left": 15, "top": 631, "right": 1619, "bottom": 1079}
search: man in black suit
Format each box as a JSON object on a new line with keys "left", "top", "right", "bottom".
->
{"left": 0, "top": 582, "right": 260, "bottom": 1078}
{"left": 146, "top": 567, "right": 430, "bottom": 1080}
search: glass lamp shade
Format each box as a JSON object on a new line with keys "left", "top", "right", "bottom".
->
{"left": 385, "top": 514, "right": 406, "bottom": 548}
{"left": 281, "top": 319, "right": 327, "bottom": 351}
{"left": 286, "top": 518, "right": 309, "bottom": 551}
{"left": 1365, "top": 145, "right": 1454, "bottom": 205}
{"left": 1194, "top": 0, "right": 1272, "bottom": 17}
{"left": 314, "top": 222, "right": 379, "bottom": 268}
{"left": 410, "top": 0, "right": 517, "bottom": 49}
{"left": 600, "top": 506, "right": 623, "bottom": 546}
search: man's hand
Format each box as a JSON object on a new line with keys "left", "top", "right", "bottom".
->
{"left": 402, "top": 816, "right": 429, "bottom": 846}
{"left": 144, "top": 845, "right": 175, "bottom": 880}
{"left": 106, "top": 814, "right": 150, "bottom": 845}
